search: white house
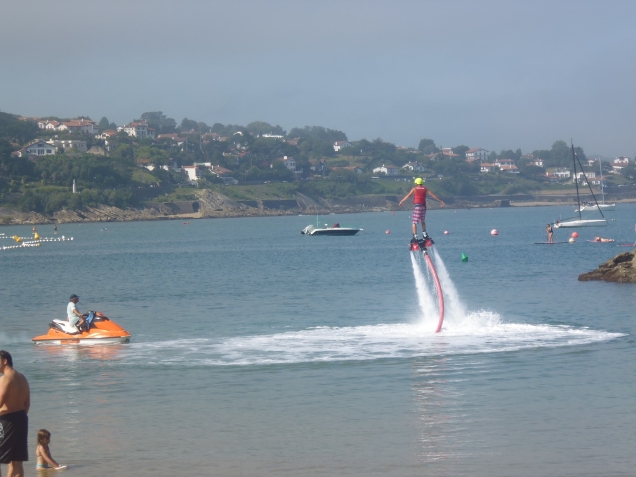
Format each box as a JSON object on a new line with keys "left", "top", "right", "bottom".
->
{"left": 157, "top": 134, "right": 187, "bottom": 148}
{"left": 278, "top": 156, "right": 296, "bottom": 172}
{"left": 38, "top": 120, "right": 61, "bottom": 130}
{"left": 372, "top": 164, "right": 399, "bottom": 176}
{"left": 121, "top": 121, "right": 156, "bottom": 139}
{"left": 333, "top": 141, "right": 353, "bottom": 152}
{"left": 500, "top": 165, "right": 519, "bottom": 173}
{"left": 465, "top": 148, "right": 489, "bottom": 162}
{"left": 182, "top": 166, "right": 202, "bottom": 182}
{"left": 612, "top": 156, "right": 630, "bottom": 171}
{"left": 574, "top": 171, "right": 596, "bottom": 183}
{"left": 529, "top": 160, "right": 545, "bottom": 168}
{"left": 14, "top": 140, "right": 57, "bottom": 157}
{"left": 95, "top": 130, "right": 118, "bottom": 139}
{"left": 553, "top": 168, "right": 571, "bottom": 179}
{"left": 495, "top": 158, "right": 515, "bottom": 168}
{"left": 262, "top": 133, "right": 284, "bottom": 139}
{"left": 401, "top": 161, "right": 426, "bottom": 173}
{"left": 480, "top": 163, "right": 495, "bottom": 173}
{"left": 46, "top": 139, "right": 87, "bottom": 152}
{"left": 58, "top": 119, "right": 97, "bottom": 134}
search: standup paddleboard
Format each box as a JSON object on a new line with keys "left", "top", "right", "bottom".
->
{"left": 534, "top": 241, "right": 569, "bottom": 244}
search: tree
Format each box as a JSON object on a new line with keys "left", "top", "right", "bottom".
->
{"left": 98, "top": 117, "right": 111, "bottom": 131}
{"left": 246, "top": 121, "right": 286, "bottom": 136}
{"left": 0, "top": 112, "right": 38, "bottom": 144}
{"left": 180, "top": 118, "right": 199, "bottom": 131}
{"left": 139, "top": 112, "right": 177, "bottom": 134}
{"left": 452, "top": 145, "right": 469, "bottom": 158}
{"left": 418, "top": 138, "right": 436, "bottom": 151}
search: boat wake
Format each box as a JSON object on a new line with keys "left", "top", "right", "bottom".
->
{"left": 124, "top": 314, "right": 624, "bottom": 367}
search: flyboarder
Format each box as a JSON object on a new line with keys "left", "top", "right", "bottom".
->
{"left": 399, "top": 178, "right": 445, "bottom": 241}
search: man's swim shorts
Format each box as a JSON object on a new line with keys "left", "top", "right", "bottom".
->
{"left": 0, "top": 410, "right": 29, "bottom": 463}
{"left": 412, "top": 204, "right": 427, "bottom": 224}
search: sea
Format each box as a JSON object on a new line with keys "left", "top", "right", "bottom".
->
{"left": 1, "top": 204, "right": 635, "bottom": 477}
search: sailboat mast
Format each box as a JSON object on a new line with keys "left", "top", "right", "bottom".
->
{"left": 599, "top": 161, "right": 605, "bottom": 204}
{"left": 572, "top": 143, "right": 582, "bottom": 220}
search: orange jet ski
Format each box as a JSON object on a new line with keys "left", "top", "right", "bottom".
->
{"left": 32, "top": 312, "right": 131, "bottom": 345}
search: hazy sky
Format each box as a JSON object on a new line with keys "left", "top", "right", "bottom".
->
{"left": 1, "top": 0, "right": 635, "bottom": 156}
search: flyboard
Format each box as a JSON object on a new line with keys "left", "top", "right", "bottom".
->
{"left": 410, "top": 237, "right": 444, "bottom": 333}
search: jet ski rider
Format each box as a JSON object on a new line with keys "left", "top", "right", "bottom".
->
{"left": 399, "top": 178, "right": 445, "bottom": 241}
{"left": 67, "top": 294, "right": 86, "bottom": 331}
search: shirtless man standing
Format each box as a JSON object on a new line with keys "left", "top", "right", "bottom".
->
{"left": 0, "top": 351, "right": 30, "bottom": 477}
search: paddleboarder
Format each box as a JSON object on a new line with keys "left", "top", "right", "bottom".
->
{"left": 546, "top": 223, "right": 553, "bottom": 243}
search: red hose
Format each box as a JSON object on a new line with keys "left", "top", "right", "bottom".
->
{"left": 424, "top": 253, "right": 445, "bottom": 332}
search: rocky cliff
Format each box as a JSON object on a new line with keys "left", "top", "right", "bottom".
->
{"left": 0, "top": 190, "right": 400, "bottom": 225}
{"left": 578, "top": 250, "right": 636, "bottom": 283}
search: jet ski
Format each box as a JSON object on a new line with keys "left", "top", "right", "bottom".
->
{"left": 32, "top": 312, "right": 131, "bottom": 345}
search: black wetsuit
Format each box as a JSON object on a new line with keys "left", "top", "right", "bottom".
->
{"left": 0, "top": 410, "right": 29, "bottom": 463}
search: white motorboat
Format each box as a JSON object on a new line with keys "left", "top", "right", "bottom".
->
{"left": 301, "top": 223, "right": 362, "bottom": 236}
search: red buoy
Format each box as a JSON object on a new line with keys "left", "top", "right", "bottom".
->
{"left": 444, "top": 230, "right": 449, "bottom": 235}
{"left": 385, "top": 230, "right": 390, "bottom": 234}
{"left": 491, "top": 229, "right": 498, "bottom": 236}
{"left": 571, "top": 232, "right": 579, "bottom": 238}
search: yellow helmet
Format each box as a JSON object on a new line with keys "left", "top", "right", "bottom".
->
{"left": 414, "top": 178, "right": 423, "bottom": 185}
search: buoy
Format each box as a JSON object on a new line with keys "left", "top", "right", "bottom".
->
{"left": 491, "top": 229, "right": 498, "bottom": 236}
{"left": 461, "top": 253, "right": 468, "bottom": 262}
{"left": 385, "top": 230, "right": 390, "bottom": 234}
{"left": 34, "top": 232, "right": 40, "bottom": 240}
{"left": 444, "top": 231, "right": 449, "bottom": 235}
{"left": 569, "top": 237, "right": 576, "bottom": 243}
{"left": 13, "top": 236, "right": 22, "bottom": 243}
{"left": 571, "top": 232, "right": 579, "bottom": 238}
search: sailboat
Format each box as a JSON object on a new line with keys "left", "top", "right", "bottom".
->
{"left": 576, "top": 160, "right": 615, "bottom": 212}
{"left": 554, "top": 143, "right": 607, "bottom": 228}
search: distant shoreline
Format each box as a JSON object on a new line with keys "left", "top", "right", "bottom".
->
{"left": 1, "top": 196, "right": 635, "bottom": 227}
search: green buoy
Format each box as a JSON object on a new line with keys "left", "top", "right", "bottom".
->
{"left": 461, "top": 253, "right": 468, "bottom": 262}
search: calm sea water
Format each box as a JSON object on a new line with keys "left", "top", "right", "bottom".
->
{"left": 1, "top": 204, "right": 635, "bottom": 476}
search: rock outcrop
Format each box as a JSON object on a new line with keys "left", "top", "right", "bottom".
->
{"left": 578, "top": 250, "right": 636, "bottom": 283}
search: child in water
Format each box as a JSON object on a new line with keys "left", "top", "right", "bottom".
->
{"left": 36, "top": 429, "right": 66, "bottom": 470}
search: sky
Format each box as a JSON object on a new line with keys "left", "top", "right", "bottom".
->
{"left": 1, "top": 0, "right": 635, "bottom": 157}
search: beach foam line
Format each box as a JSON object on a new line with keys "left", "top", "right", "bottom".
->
{"left": 123, "top": 312, "right": 625, "bottom": 366}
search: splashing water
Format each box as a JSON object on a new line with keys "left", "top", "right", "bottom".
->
{"left": 108, "top": 249, "right": 622, "bottom": 368}
{"left": 410, "top": 253, "right": 440, "bottom": 329}
{"left": 121, "top": 319, "right": 624, "bottom": 367}
{"left": 430, "top": 248, "right": 466, "bottom": 327}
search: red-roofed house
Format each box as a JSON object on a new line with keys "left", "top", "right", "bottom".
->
{"left": 441, "top": 147, "right": 459, "bottom": 157}
{"left": 96, "top": 130, "right": 118, "bottom": 139}
{"left": 38, "top": 120, "right": 61, "bottom": 130}
{"left": 58, "top": 119, "right": 97, "bottom": 134}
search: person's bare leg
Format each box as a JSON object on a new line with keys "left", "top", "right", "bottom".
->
{"left": 412, "top": 223, "right": 417, "bottom": 235}
{"left": 8, "top": 461, "right": 24, "bottom": 477}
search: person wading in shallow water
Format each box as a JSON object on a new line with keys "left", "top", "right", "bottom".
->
{"left": 399, "top": 178, "right": 445, "bottom": 241}
{"left": 0, "top": 350, "right": 31, "bottom": 477}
